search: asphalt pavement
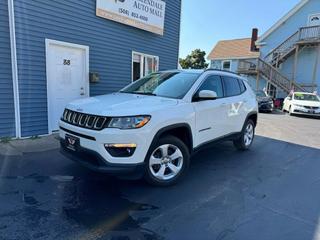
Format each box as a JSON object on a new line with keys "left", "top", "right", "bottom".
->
{"left": 0, "top": 113, "right": 319, "bottom": 240}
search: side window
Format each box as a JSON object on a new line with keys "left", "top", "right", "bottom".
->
{"left": 223, "top": 76, "right": 241, "bottom": 97}
{"left": 238, "top": 79, "right": 246, "bottom": 93}
{"left": 198, "top": 75, "right": 224, "bottom": 98}
{"left": 222, "top": 61, "right": 231, "bottom": 71}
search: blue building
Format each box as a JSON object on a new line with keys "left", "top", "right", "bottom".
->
{"left": 0, "top": 0, "right": 181, "bottom": 138}
{"left": 209, "top": 0, "right": 320, "bottom": 98}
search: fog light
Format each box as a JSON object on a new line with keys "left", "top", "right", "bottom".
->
{"left": 104, "top": 143, "right": 137, "bottom": 158}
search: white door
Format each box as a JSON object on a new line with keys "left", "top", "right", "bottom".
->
{"left": 193, "top": 75, "right": 227, "bottom": 146}
{"left": 308, "top": 14, "right": 320, "bottom": 26}
{"left": 46, "top": 40, "right": 89, "bottom": 132}
{"left": 221, "top": 76, "right": 246, "bottom": 134}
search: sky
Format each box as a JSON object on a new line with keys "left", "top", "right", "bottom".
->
{"left": 179, "top": 0, "right": 301, "bottom": 59}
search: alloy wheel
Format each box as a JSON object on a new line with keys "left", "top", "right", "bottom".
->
{"left": 244, "top": 123, "right": 254, "bottom": 146}
{"left": 149, "top": 144, "right": 183, "bottom": 181}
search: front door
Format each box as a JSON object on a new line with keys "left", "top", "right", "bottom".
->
{"left": 193, "top": 75, "right": 227, "bottom": 146}
{"left": 46, "top": 40, "right": 89, "bottom": 132}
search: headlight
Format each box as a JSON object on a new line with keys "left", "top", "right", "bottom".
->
{"left": 108, "top": 116, "right": 151, "bottom": 129}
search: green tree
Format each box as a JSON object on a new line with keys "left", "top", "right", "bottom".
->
{"left": 179, "top": 49, "right": 209, "bottom": 69}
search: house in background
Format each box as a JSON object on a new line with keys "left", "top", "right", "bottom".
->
{"left": 207, "top": 29, "right": 262, "bottom": 91}
{"left": 256, "top": 0, "right": 320, "bottom": 97}
{"left": 208, "top": 0, "right": 320, "bottom": 98}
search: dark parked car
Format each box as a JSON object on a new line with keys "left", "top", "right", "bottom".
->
{"left": 256, "top": 90, "right": 274, "bottom": 112}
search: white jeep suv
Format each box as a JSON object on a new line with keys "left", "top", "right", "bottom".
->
{"left": 60, "top": 70, "right": 258, "bottom": 186}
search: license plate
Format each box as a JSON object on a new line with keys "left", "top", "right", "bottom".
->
{"left": 65, "top": 134, "right": 79, "bottom": 151}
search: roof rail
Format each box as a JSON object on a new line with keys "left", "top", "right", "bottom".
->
{"left": 204, "top": 68, "right": 240, "bottom": 76}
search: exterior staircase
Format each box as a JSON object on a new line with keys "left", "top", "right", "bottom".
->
{"left": 238, "top": 58, "right": 306, "bottom": 93}
{"left": 265, "top": 26, "right": 320, "bottom": 67}
{"left": 238, "top": 25, "right": 320, "bottom": 94}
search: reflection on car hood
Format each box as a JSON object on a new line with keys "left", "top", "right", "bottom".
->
{"left": 292, "top": 100, "right": 320, "bottom": 107}
{"left": 65, "top": 93, "right": 179, "bottom": 116}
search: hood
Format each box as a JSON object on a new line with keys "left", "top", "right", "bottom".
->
{"left": 66, "top": 93, "right": 179, "bottom": 116}
{"left": 292, "top": 99, "right": 320, "bottom": 107}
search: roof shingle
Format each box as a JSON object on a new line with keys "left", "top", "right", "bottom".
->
{"left": 207, "top": 38, "right": 260, "bottom": 60}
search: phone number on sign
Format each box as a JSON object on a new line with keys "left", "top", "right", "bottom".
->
{"left": 119, "top": 8, "right": 148, "bottom": 22}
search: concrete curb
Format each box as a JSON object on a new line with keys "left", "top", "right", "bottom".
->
{"left": 0, "top": 134, "right": 60, "bottom": 157}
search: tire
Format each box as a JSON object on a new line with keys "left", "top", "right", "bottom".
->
{"left": 289, "top": 106, "right": 293, "bottom": 116}
{"left": 233, "top": 119, "right": 255, "bottom": 151}
{"left": 144, "top": 135, "right": 190, "bottom": 186}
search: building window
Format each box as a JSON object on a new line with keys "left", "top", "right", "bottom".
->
{"left": 222, "top": 61, "right": 231, "bottom": 71}
{"left": 132, "top": 52, "right": 159, "bottom": 81}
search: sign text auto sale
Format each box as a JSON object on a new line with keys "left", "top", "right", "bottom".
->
{"left": 96, "top": 0, "right": 166, "bottom": 35}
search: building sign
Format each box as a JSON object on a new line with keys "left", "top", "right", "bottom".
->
{"left": 96, "top": 0, "right": 166, "bottom": 35}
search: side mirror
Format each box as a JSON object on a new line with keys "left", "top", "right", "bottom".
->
{"left": 194, "top": 90, "right": 218, "bottom": 101}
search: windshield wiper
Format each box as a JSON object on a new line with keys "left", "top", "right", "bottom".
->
{"left": 134, "top": 92, "right": 157, "bottom": 96}
{"left": 120, "top": 91, "right": 156, "bottom": 96}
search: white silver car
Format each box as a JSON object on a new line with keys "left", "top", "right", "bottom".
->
{"left": 60, "top": 70, "right": 258, "bottom": 186}
{"left": 283, "top": 92, "right": 320, "bottom": 116}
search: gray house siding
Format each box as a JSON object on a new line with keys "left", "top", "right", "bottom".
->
{"left": 0, "top": 1, "right": 15, "bottom": 138}
{"left": 13, "top": 0, "right": 181, "bottom": 137}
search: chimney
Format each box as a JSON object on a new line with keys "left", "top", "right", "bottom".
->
{"left": 250, "top": 28, "right": 259, "bottom": 52}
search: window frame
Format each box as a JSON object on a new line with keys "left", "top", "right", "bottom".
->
{"left": 221, "top": 76, "right": 245, "bottom": 97}
{"left": 237, "top": 78, "right": 247, "bottom": 94}
{"left": 221, "top": 60, "right": 232, "bottom": 71}
{"left": 192, "top": 74, "right": 248, "bottom": 101}
{"left": 131, "top": 51, "right": 159, "bottom": 82}
{"left": 195, "top": 74, "right": 224, "bottom": 99}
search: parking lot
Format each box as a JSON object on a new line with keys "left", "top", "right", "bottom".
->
{"left": 0, "top": 113, "right": 319, "bottom": 240}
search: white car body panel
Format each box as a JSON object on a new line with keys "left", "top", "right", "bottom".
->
{"left": 283, "top": 92, "right": 320, "bottom": 116}
{"left": 59, "top": 70, "right": 258, "bottom": 167}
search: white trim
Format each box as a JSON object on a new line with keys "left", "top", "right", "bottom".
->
{"left": 221, "top": 60, "right": 232, "bottom": 71}
{"left": 8, "top": 0, "right": 21, "bottom": 138}
{"left": 131, "top": 51, "right": 159, "bottom": 82}
{"left": 178, "top": 0, "right": 182, "bottom": 69}
{"left": 45, "top": 39, "right": 89, "bottom": 134}
{"left": 256, "top": 0, "right": 309, "bottom": 44}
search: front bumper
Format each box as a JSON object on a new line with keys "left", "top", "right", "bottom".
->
{"left": 258, "top": 102, "right": 273, "bottom": 111}
{"left": 292, "top": 106, "right": 320, "bottom": 116}
{"left": 59, "top": 120, "right": 153, "bottom": 165}
{"left": 60, "top": 139, "right": 145, "bottom": 174}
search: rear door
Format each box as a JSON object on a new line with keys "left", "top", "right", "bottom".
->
{"left": 221, "top": 76, "right": 247, "bottom": 133}
{"left": 193, "top": 75, "right": 228, "bottom": 146}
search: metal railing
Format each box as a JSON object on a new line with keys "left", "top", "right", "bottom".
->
{"left": 265, "top": 25, "right": 320, "bottom": 64}
{"left": 237, "top": 60, "right": 257, "bottom": 73}
{"left": 265, "top": 31, "right": 299, "bottom": 63}
{"left": 257, "top": 58, "right": 306, "bottom": 93}
{"left": 299, "top": 25, "right": 320, "bottom": 41}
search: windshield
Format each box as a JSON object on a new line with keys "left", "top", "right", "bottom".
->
{"left": 120, "top": 72, "right": 201, "bottom": 99}
{"left": 255, "top": 90, "right": 267, "bottom": 97}
{"left": 294, "top": 93, "right": 320, "bottom": 102}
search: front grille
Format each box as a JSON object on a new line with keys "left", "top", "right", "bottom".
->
{"left": 303, "top": 106, "right": 319, "bottom": 110}
{"left": 61, "top": 109, "right": 109, "bottom": 130}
